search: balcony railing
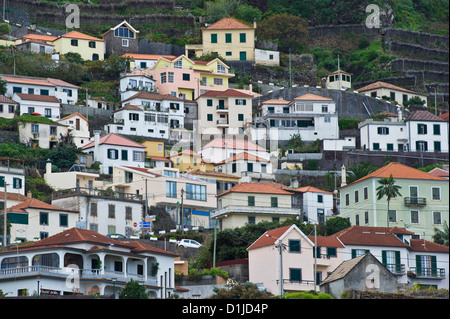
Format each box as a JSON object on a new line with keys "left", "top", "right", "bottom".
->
{"left": 404, "top": 197, "right": 427, "bottom": 206}
{"left": 409, "top": 267, "right": 445, "bottom": 279}
{"left": 216, "top": 119, "right": 229, "bottom": 126}
{"left": 385, "top": 263, "right": 405, "bottom": 275}
{"left": 52, "top": 187, "right": 144, "bottom": 202}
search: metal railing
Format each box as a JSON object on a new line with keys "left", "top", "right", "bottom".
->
{"left": 52, "top": 187, "right": 143, "bottom": 202}
{"left": 404, "top": 197, "right": 427, "bottom": 206}
{"left": 409, "top": 267, "right": 445, "bottom": 279}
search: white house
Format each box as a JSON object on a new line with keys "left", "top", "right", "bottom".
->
{"left": 252, "top": 93, "right": 339, "bottom": 143}
{"left": 51, "top": 187, "right": 144, "bottom": 238}
{"left": 121, "top": 53, "right": 176, "bottom": 71}
{"left": 4, "top": 198, "right": 79, "bottom": 243}
{"left": 119, "top": 72, "right": 156, "bottom": 101}
{"left": 359, "top": 110, "right": 449, "bottom": 152}
{"left": 13, "top": 93, "right": 61, "bottom": 120}
{"left": 0, "top": 74, "right": 79, "bottom": 105}
{"left": 56, "top": 112, "right": 90, "bottom": 148}
{"left": 0, "top": 227, "right": 178, "bottom": 298}
{"left": 405, "top": 110, "right": 449, "bottom": 153}
{"left": 0, "top": 95, "right": 19, "bottom": 119}
{"left": 331, "top": 226, "right": 449, "bottom": 290}
{"left": 326, "top": 69, "right": 352, "bottom": 90}
{"left": 15, "top": 39, "right": 55, "bottom": 55}
{"left": 0, "top": 157, "right": 26, "bottom": 197}
{"left": 106, "top": 91, "right": 185, "bottom": 139}
{"left": 81, "top": 132, "right": 146, "bottom": 175}
{"left": 214, "top": 151, "right": 274, "bottom": 182}
{"left": 44, "top": 160, "right": 99, "bottom": 191}
{"left": 295, "top": 186, "right": 334, "bottom": 224}
{"left": 199, "top": 137, "right": 270, "bottom": 164}
{"left": 357, "top": 81, "right": 428, "bottom": 107}
{"left": 18, "top": 119, "right": 69, "bottom": 149}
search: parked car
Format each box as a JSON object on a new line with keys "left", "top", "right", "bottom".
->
{"left": 177, "top": 239, "right": 202, "bottom": 248}
{"left": 106, "top": 233, "right": 127, "bottom": 239}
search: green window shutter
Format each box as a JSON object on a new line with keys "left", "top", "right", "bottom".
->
{"left": 240, "top": 33, "right": 246, "bottom": 43}
{"left": 431, "top": 256, "right": 437, "bottom": 277}
{"left": 0, "top": 176, "right": 4, "bottom": 187}
{"left": 381, "top": 250, "right": 387, "bottom": 266}
{"left": 211, "top": 33, "right": 217, "bottom": 43}
{"left": 416, "top": 255, "right": 422, "bottom": 275}
{"left": 207, "top": 114, "right": 213, "bottom": 121}
{"left": 395, "top": 251, "right": 401, "bottom": 272}
{"left": 238, "top": 114, "right": 244, "bottom": 121}
{"left": 225, "top": 33, "right": 232, "bottom": 43}
{"left": 351, "top": 249, "right": 356, "bottom": 258}
{"left": 207, "top": 99, "right": 213, "bottom": 107}
{"left": 122, "top": 150, "right": 128, "bottom": 160}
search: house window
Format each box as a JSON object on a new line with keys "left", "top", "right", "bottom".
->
{"left": 417, "top": 124, "right": 427, "bottom": 135}
{"left": 226, "top": 51, "right": 232, "bottom": 56}
{"left": 387, "top": 143, "right": 394, "bottom": 151}
{"left": 217, "top": 64, "right": 226, "bottom": 73}
{"left": 364, "top": 187, "right": 368, "bottom": 200}
{"left": 247, "top": 162, "right": 253, "bottom": 172}
{"left": 125, "top": 207, "right": 132, "bottom": 220}
{"left": 182, "top": 73, "right": 190, "bottom": 81}
{"left": 160, "top": 72, "right": 167, "bottom": 84}
{"left": 416, "top": 141, "right": 428, "bottom": 152}
{"left": 434, "top": 141, "right": 441, "bottom": 152}
{"left": 377, "top": 127, "right": 389, "bottom": 135}
{"left": 41, "top": 89, "right": 49, "bottom": 96}
{"left": 289, "top": 268, "right": 302, "bottom": 282}
{"left": 174, "top": 59, "right": 183, "bottom": 68}
{"left": 115, "top": 27, "right": 134, "bottom": 38}
{"left": 370, "top": 92, "right": 377, "bottom": 98}
{"left": 108, "top": 204, "right": 115, "bottom": 219}
{"left": 129, "top": 113, "right": 139, "bottom": 121}
{"left": 432, "top": 187, "right": 440, "bottom": 200}
{"left": 235, "top": 99, "right": 246, "bottom": 105}
{"left": 50, "top": 126, "right": 57, "bottom": 136}
{"left": 90, "top": 202, "right": 97, "bottom": 217}
{"left": 168, "top": 72, "right": 174, "bottom": 83}
{"left": 248, "top": 196, "right": 255, "bottom": 207}
{"left": 317, "top": 194, "right": 323, "bottom": 203}
{"left": 213, "top": 78, "right": 223, "bottom": 85}
{"left": 365, "top": 211, "right": 369, "bottom": 224}
{"left": 410, "top": 210, "right": 419, "bottom": 224}
{"left": 186, "top": 183, "right": 206, "bottom": 201}
{"left": 211, "top": 33, "right": 217, "bottom": 43}
{"left": 166, "top": 181, "right": 177, "bottom": 198}
{"left": 40, "top": 212, "right": 49, "bottom": 225}
{"left": 207, "top": 114, "right": 213, "bottom": 121}
{"left": 248, "top": 216, "right": 256, "bottom": 224}
{"left": 59, "top": 214, "right": 68, "bottom": 227}
{"left": 345, "top": 193, "right": 350, "bottom": 206}
{"left": 107, "top": 149, "right": 119, "bottom": 159}
{"left": 321, "top": 105, "right": 328, "bottom": 113}
{"left": 373, "top": 143, "right": 380, "bottom": 150}
{"left": 238, "top": 114, "right": 244, "bottom": 121}
{"left": 288, "top": 240, "right": 301, "bottom": 253}
{"left": 133, "top": 151, "right": 145, "bottom": 162}
{"left": 390, "top": 92, "right": 396, "bottom": 101}
{"left": 354, "top": 190, "right": 359, "bottom": 203}
{"left": 122, "top": 39, "right": 129, "bottom": 47}
{"left": 13, "top": 178, "right": 22, "bottom": 189}
{"left": 225, "top": 33, "right": 232, "bottom": 43}
{"left": 433, "top": 211, "right": 442, "bottom": 225}
{"left": 92, "top": 54, "right": 99, "bottom": 61}
{"left": 239, "top": 51, "right": 247, "bottom": 61}
{"left": 239, "top": 33, "right": 246, "bottom": 43}
{"left": 433, "top": 124, "right": 440, "bottom": 135}
{"left": 71, "top": 39, "right": 78, "bottom": 46}
{"left": 121, "top": 150, "right": 128, "bottom": 161}
{"left": 271, "top": 197, "right": 278, "bottom": 208}
{"left": 89, "top": 41, "right": 96, "bottom": 48}
{"left": 388, "top": 210, "right": 397, "bottom": 222}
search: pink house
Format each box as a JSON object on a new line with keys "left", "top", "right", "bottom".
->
{"left": 247, "top": 224, "right": 344, "bottom": 295}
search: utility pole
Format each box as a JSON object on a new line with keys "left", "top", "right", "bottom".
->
{"left": 314, "top": 224, "right": 317, "bottom": 292}
{"left": 289, "top": 48, "right": 292, "bottom": 88}
{"left": 180, "top": 188, "right": 184, "bottom": 231}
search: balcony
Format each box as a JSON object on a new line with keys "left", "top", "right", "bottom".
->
{"left": 216, "top": 119, "right": 229, "bottom": 127}
{"left": 385, "top": 263, "right": 405, "bottom": 275}
{"left": 216, "top": 105, "right": 229, "bottom": 113}
{"left": 408, "top": 267, "right": 445, "bottom": 279}
{"left": 212, "top": 205, "right": 301, "bottom": 219}
{"left": 0, "top": 265, "right": 158, "bottom": 286}
{"left": 52, "top": 187, "right": 144, "bottom": 202}
{"left": 404, "top": 197, "right": 427, "bottom": 206}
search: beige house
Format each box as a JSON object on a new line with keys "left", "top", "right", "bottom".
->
{"left": 186, "top": 18, "right": 256, "bottom": 62}
{"left": 326, "top": 69, "right": 352, "bottom": 90}
{"left": 44, "top": 160, "right": 99, "bottom": 191}
{"left": 195, "top": 89, "right": 253, "bottom": 136}
{"left": 212, "top": 183, "right": 301, "bottom": 230}
{"left": 52, "top": 31, "right": 105, "bottom": 61}
{"left": 101, "top": 165, "right": 217, "bottom": 229}
{"left": 18, "top": 119, "right": 69, "bottom": 149}
{"left": 357, "top": 81, "right": 427, "bottom": 107}
{"left": 247, "top": 224, "right": 344, "bottom": 295}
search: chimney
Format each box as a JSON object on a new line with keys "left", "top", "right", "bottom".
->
{"left": 46, "top": 158, "right": 52, "bottom": 175}
{"left": 93, "top": 130, "right": 101, "bottom": 162}
{"left": 27, "top": 192, "right": 33, "bottom": 199}
{"left": 341, "top": 164, "right": 347, "bottom": 187}
{"left": 397, "top": 107, "right": 402, "bottom": 122}
{"left": 253, "top": 18, "right": 257, "bottom": 29}
{"left": 200, "top": 160, "right": 207, "bottom": 172}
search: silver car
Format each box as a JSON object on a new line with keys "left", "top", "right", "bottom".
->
{"left": 177, "top": 239, "right": 202, "bottom": 248}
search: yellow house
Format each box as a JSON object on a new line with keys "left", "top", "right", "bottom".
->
{"left": 53, "top": 31, "right": 105, "bottom": 61}
{"left": 185, "top": 17, "right": 256, "bottom": 62}
{"left": 169, "top": 149, "right": 214, "bottom": 172}
{"left": 141, "top": 139, "right": 165, "bottom": 158}
{"left": 150, "top": 54, "right": 234, "bottom": 100}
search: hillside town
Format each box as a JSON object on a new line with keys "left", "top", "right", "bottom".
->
{"left": 0, "top": 0, "right": 449, "bottom": 302}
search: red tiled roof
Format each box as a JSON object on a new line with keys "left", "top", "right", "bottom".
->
{"left": 169, "top": 149, "right": 201, "bottom": 158}
{"left": 57, "top": 112, "right": 89, "bottom": 123}
{"left": 410, "top": 239, "right": 449, "bottom": 253}
{"left": 198, "top": 89, "right": 253, "bottom": 98}
{"left": 124, "top": 240, "right": 179, "bottom": 257}
{"left": 15, "top": 93, "right": 60, "bottom": 103}
{"left": 218, "top": 182, "right": 293, "bottom": 197}
{"left": 405, "top": 110, "right": 446, "bottom": 122}
{"left": 121, "top": 90, "right": 182, "bottom": 103}
{"left": 0, "top": 95, "right": 17, "bottom": 104}
{"left": 201, "top": 138, "right": 267, "bottom": 152}
{"left": 357, "top": 81, "right": 423, "bottom": 95}
{"left": 427, "top": 167, "right": 449, "bottom": 178}
{"left": 187, "top": 169, "right": 240, "bottom": 180}
{"left": 16, "top": 39, "right": 55, "bottom": 46}
{"left": 122, "top": 53, "right": 176, "bottom": 60}
{"left": 22, "top": 33, "right": 58, "bottom": 42}
{"left": 307, "top": 236, "right": 345, "bottom": 248}
{"left": 247, "top": 225, "right": 292, "bottom": 250}
{"left": 0, "top": 192, "right": 29, "bottom": 202}
{"left": 60, "top": 31, "right": 104, "bottom": 42}
{"left": 1, "top": 75, "right": 55, "bottom": 87}
{"left": 216, "top": 152, "right": 269, "bottom": 165}
{"left": 344, "top": 162, "right": 447, "bottom": 186}
{"left": 330, "top": 226, "right": 413, "bottom": 248}
{"left": 112, "top": 105, "right": 143, "bottom": 113}
{"left": 82, "top": 133, "right": 146, "bottom": 150}
{"left": 439, "top": 112, "right": 449, "bottom": 121}
{"left": 261, "top": 99, "right": 290, "bottom": 105}
{"left": 7, "top": 198, "right": 76, "bottom": 214}
{"left": 294, "top": 93, "right": 333, "bottom": 101}
{"left": 204, "top": 18, "right": 254, "bottom": 30}
{"left": 295, "top": 186, "right": 333, "bottom": 194}
{"left": 46, "top": 78, "right": 80, "bottom": 88}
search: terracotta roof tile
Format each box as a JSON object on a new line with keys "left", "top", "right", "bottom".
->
{"left": 357, "top": 81, "right": 423, "bottom": 95}
{"left": 187, "top": 169, "right": 240, "bottom": 180}
{"left": 82, "top": 133, "right": 145, "bottom": 150}
{"left": 57, "top": 112, "right": 89, "bottom": 123}
{"left": 0, "top": 75, "right": 55, "bottom": 87}
{"left": 439, "top": 112, "right": 449, "bottom": 121}
{"left": 15, "top": 93, "right": 60, "bottom": 103}
{"left": 122, "top": 53, "right": 176, "bottom": 60}
{"left": 293, "top": 93, "right": 333, "bottom": 101}
{"left": 344, "top": 162, "right": 447, "bottom": 186}
{"left": 22, "top": 33, "right": 58, "bottom": 42}
{"left": 261, "top": 99, "right": 290, "bottom": 105}
{"left": 216, "top": 152, "right": 269, "bottom": 165}
{"left": 247, "top": 225, "right": 292, "bottom": 250}
{"left": 330, "top": 226, "right": 413, "bottom": 247}
{"left": 0, "top": 192, "right": 29, "bottom": 202}
{"left": 169, "top": 149, "right": 201, "bottom": 158}
{"left": 198, "top": 89, "right": 253, "bottom": 98}
{"left": 295, "top": 186, "right": 333, "bottom": 194}
{"left": 205, "top": 18, "right": 254, "bottom": 30}
{"left": 60, "top": 31, "right": 104, "bottom": 42}
{"left": 409, "top": 239, "right": 449, "bottom": 253}
{"left": 0, "top": 95, "right": 17, "bottom": 104}
{"left": 405, "top": 110, "right": 446, "bottom": 122}
{"left": 121, "top": 91, "right": 182, "bottom": 103}
{"left": 218, "top": 182, "right": 293, "bottom": 197}
{"left": 7, "top": 198, "right": 76, "bottom": 213}
{"left": 427, "top": 167, "right": 449, "bottom": 178}
{"left": 307, "top": 236, "right": 345, "bottom": 248}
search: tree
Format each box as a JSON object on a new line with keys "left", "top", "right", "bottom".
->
{"left": 119, "top": 279, "right": 149, "bottom": 299}
{"left": 0, "top": 78, "right": 6, "bottom": 95}
{"left": 234, "top": 4, "right": 263, "bottom": 24}
{"left": 433, "top": 221, "right": 449, "bottom": 246}
{"left": 403, "top": 96, "right": 426, "bottom": 108}
{"left": 376, "top": 174, "right": 402, "bottom": 227}
{"left": 325, "top": 217, "right": 351, "bottom": 235}
{"left": 256, "top": 13, "right": 308, "bottom": 53}
{"left": 209, "top": 282, "right": 272, "bottom": 299}
{"left": 347, "top": 162, "right": 377, "bottom": 184}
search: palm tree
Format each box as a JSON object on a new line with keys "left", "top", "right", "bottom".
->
{"left": 433, "top": 221, "right": 449, "bottom": 246}
{"left": 376, "top": 174, "right": 402, "bottom": 227}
